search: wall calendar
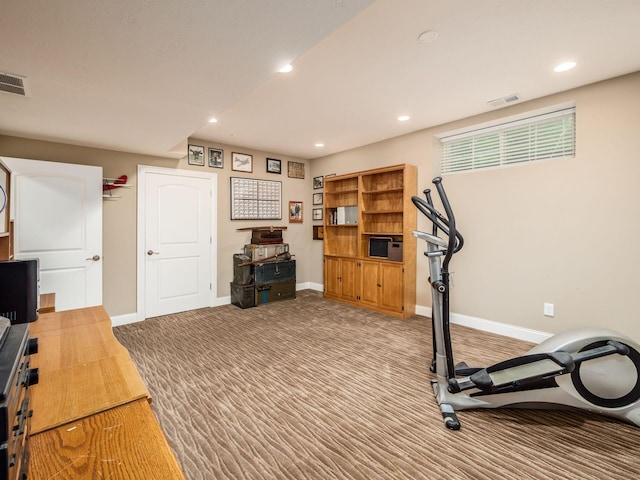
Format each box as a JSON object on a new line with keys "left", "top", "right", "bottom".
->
{"left": 230, "top": 177, "right": 282, "bottom": 220}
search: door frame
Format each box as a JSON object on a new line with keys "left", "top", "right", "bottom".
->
{"left": 137, "top": 165, "right": 217, "bottom": 321}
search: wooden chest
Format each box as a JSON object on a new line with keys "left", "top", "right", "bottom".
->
{"left": 256, "top": 280, "right": 296, "bottom": 305}
{"left": 251, "top": 229, "right": 283, "bottom": 245}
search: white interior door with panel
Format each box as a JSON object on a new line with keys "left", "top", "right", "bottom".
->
{"left": 2, "top": 157, "right": 102, "bottom": 311}
{"left": 139, "top": 166, "right": 216, "bottom": 319}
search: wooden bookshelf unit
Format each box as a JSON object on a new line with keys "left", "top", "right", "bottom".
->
{"left": 323, "top": 164, "right": 417, "bottom": 318}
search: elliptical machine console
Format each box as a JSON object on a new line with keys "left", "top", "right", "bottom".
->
{"left": 412, "top": 177, "right": 640, "bottom": 430}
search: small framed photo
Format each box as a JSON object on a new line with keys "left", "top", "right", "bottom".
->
{"left": 313, "top": 225, "right": 324, "bottom": 240}
{"left": 232, "top": 152, "right": 253, "bottom": 173}
{"left": 188, "top": 144, "right": 205, "bottom": 166}
{"left": 288, "top": 161, "right": 305, "bottom": 179}
{"left": 208, "top": 148, "right": 224, "bottom": 168}
{"left": 313, "top": 192, "right": 323, "bottom": 205}
{"left": 289, "top": 201, "right": 303, "bottom": 223}
{"left": 313, "top": 176, "right": 324, "bottom": 189}
{"left": 266, "top": 158, "right": 281, "bottom": 174}
{"left": 313, "top": 208, "right": 323, "bottom": 221}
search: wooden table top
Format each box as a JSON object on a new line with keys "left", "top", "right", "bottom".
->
{"left": 29, "top": 306, "right": 150, "bottom": 434}
{"left": 29, "top": 399, "right": 186, "bottom": 480}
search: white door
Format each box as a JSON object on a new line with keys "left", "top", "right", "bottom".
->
{"left": 140, "top": 166, "right": 215, "bottom": 318}
{"left": 2, "top": 157, "right": 102, "bottom": 311}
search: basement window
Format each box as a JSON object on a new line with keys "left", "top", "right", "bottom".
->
{"left": 440, "top": 106, "right": 575, "bottom": 175}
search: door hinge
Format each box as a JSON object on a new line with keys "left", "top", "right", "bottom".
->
{"left": 210, "top": 283, "right": 212, "bottom": 290}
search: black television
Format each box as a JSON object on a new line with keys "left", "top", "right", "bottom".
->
{"left": 0, "top": 259, "right": 39, "bottom": 324}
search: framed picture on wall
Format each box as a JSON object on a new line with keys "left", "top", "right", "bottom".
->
{"left": 313, "top": 176, "right": 324, "bottom": 189}
{"left": 313, "top": 208, "right": 323, "bottom": 221}
{"left": 313, "top": 193, "right": 323, "bottom": 205}
{"left": 232, "top": 152, "right": 253, "bottom": 173}
{"left": 188, "top": 144, "right": 205, "bottom": 166}
{"left": 208, "top": 148, "right": 224, "bottom": 168}
{"left": 289, "top": 201, "right": 303, "bottom": 223}
{"left": 287, "top": 161, "right": 305, "bottom": 179}
{"left": 266, "top": 158, "right": 281, "bottom": 174}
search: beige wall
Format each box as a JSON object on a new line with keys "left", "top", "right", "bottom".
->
{"left": 3, "top": 72, "right": 638, "bottom": 339}
{"left": 0, "top": 136, "right": 313, "bottom": 317}
{"left": 310, "top": 72, "right": 640, "bottom": 340}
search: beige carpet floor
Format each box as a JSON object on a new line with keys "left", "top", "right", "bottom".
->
{"left": 114, "top": 290, "right": 640, "bottom": 480}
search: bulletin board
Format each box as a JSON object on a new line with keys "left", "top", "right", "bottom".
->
{"left": 230, "top": 177, "right": 282, "bottom": 220}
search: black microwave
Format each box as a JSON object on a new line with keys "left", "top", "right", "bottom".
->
{"left": 369, "top": 237, "right": 392, "bottom": 258}
{"left": 369, "top": 237, "right": 404, "bottom": 262}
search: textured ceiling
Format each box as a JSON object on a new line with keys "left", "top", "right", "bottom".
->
{"left": 1, "top": 0, "right": 639, "bottom": 160}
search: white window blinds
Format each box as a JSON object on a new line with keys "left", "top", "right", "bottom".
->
{"left": 440, "top": 107, "right": 575, "bottom": 175}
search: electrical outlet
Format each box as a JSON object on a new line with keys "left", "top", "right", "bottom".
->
{"left": 544, "top": 303, "right": 555, "bottom": 317}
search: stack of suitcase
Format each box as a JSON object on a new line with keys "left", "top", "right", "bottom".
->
{"left": 231, "top": 228, "right": 296, "bottom": 308}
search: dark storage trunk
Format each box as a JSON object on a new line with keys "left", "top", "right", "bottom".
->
{"left": 233, "top": 254, "right": 254, "bottom": 285}
{"left": 230, "top": 282, "right": 256, "bottom": 309}
{"left": 256, "top": 280, "right": 296, "bottom": 305}
{"left": 254, "top": 260, "right": 296, "bottom": 285}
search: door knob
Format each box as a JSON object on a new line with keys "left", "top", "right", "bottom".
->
{"left": 86, "top": 255, "right": 101, "bottom": 261}
{"left": 147, "top": 250, "right": 160, "bottom": 256}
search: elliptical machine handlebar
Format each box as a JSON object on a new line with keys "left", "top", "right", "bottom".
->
{"left": 412, "top": 176, "right": 463, "bottom": 389}
{"left": 411, "top": 177, "right": 464, "bottom": 269}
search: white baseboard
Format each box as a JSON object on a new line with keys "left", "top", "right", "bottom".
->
{"left": 111, "top": 312, "right": 140, "bottom": 327}
{"left": 215, "top": 296, "right": 231, "bottom": 306}
{"left": 415, "top": 304, "right": 551, "bottom": 344}
{"left": 301, "top": 282, "right": 323, "bottom": 292}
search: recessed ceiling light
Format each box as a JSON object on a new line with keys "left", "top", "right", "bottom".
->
{"left": 554, "top": 61, "right": 577, "bottom": 73}
{"left": 315, "top": 143, "right": 325, "bottom": 148}
{"left": 418, "top": 30, "right": 439, "bottom": 44}
{"left": 398, "top": 115, "right": 410, "bottom": 122}
{"left": 208, "top": 117, "right": 218, "bottom": 123}
{"left": 278, "top": 64, "right": 293, "bottom": 73}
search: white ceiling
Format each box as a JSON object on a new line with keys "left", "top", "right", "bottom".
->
{"left": 2, "top": 0, "right": 640, "bottom": 160}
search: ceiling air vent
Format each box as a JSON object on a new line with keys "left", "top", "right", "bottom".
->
{"left": 0, "top": 72, "right": 27, "bottom": 96}
{"left": 488, "top": 93, "right": 521, "bottom": 108}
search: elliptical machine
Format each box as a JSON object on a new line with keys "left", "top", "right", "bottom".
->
{"left": 412, "top": 177, "right": 640, "bottom": 430}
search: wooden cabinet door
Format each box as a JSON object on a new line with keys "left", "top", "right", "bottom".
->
{"left": 340, "top": 258, "right": 359, "bottom": 301}
{"left": 380, "top": 263, "right": 404, "bottom": 313}
{"left": 324, "top": 257, "right": 341, "bottom": 297}
{"left": 359, "top": 260, "right": 380, "bottom": 308}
